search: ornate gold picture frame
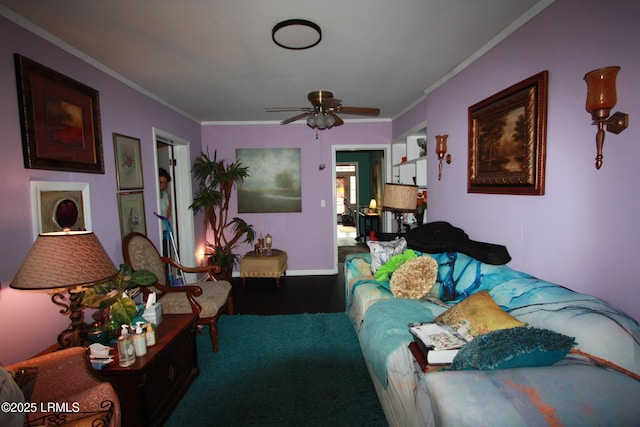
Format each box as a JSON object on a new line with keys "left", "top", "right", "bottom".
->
{"left": 468, "top": 71, "right": 548, "bottom": 195}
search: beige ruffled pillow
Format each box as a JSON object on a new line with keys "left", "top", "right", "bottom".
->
{"left": 389, "top": 255, "right": 438, "bottom": 299}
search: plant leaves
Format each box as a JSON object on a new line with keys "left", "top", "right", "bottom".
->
{"left": 82, "top": 288, "right": 119, "bottom": 309}
{"left": 131, "top": 269, "right": 158, "bottom": 286}
{"left": 110, "top": 297, "right": 137, "bottom": 326}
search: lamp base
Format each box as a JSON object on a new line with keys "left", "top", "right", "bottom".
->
{"left": 52, "top": 288, "right": 90, "bottom": 348}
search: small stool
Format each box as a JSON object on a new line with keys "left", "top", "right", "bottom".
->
{"left": 240, "top": 249, "right": 288, "bottom": 286}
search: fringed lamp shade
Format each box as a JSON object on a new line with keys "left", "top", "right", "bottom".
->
{"left": 383, "top": 183, "right": 418, "bottom": 212}
{"left": 11, "top": 231, "right": 117, "bottom": 291}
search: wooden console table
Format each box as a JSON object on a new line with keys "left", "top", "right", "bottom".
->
{"left": 98, "top": 313, "right": 199, "bottom": 426}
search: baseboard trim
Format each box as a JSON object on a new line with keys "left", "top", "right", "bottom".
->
{"left": 232, "top": 268, "right": 338, "bottom": 277}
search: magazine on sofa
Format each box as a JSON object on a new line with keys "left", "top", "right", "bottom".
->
{"left": 408, "top": 322, "right": 472, "bottom": 365}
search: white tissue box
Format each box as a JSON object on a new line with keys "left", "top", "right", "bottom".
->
{"left": 142, "top": 302, "right": 163, "bottom": 326}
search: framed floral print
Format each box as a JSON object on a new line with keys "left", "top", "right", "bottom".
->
{"left": 117, "top": 191, "right": 147, "bottom": 238}
{"left": 113, "top": 133, "right": 144, "bottom": 190}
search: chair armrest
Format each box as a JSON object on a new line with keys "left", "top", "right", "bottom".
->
{"left": 7, "top": 347, "right": 103, "bottom": 403}
{"left": 141, "top": 282, "right": 204, "bottom": 314}
{"left": 160, "top": 256, "right": 221, "bottom": 279}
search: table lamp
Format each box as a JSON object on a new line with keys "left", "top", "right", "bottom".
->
{"left": 383, "top": 183, "right": 418, "bottom": 235}
{"left": 11, "top": 230, "right": 118, "bottom": 347}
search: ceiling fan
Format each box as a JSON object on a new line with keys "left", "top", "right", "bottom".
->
{"left": 265, "top": 90, "right": 380, "bottom": 129}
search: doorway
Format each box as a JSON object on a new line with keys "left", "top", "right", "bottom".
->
{"left": 153, "top": 128, "right": 197, "bottom": 283}
{"left": 333, "top": 146, "right": 389, "bottom": 265}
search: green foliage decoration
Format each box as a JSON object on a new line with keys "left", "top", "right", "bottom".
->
{"left": 82, "top": 264, "right": 157, "bottom": 328}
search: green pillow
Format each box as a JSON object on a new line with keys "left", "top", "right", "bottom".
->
{"left": 449, "top": 327, "right": 575, "bottom": 371}
{"left": 374, "top": 249, "right": 417, "bottom": 281}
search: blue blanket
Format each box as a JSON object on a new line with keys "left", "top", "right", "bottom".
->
{"left": 359, "top": 298, "right": 447, "bottom": 386}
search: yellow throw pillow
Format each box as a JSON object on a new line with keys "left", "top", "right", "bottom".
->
{"left": 434, "top": 290, "right": 526, "bottom": 337}
{"left": 389, "top": 255, "right": 438, "bottom": 299}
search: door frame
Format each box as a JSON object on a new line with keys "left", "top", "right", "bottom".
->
{"left": 152, "top": 128, "right": 197, "bottom": 283}
{"left": 332, "top": 144, "right": 391, "bottom": 269}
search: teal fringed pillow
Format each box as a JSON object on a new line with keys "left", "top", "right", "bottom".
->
{"left": 449, "top": 327, "right": 575, "bottom": 371}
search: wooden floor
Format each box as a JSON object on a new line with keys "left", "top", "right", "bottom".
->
{"left": 230, "top": 225, "right": 358, "bottom": 315}
{"left": 230, "top": 271, "right": 346, "bottom": 315}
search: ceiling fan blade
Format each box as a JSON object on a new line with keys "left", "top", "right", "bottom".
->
{"left": 322, "top": 98, "right": 342, "bottom": 108}
{"left": 335, "top": 106, "right": 380, "bottom": 116}
{"left": 265, "top": 107, "right": 313, "bottom": 112}
{"left": 281, "top": 111, "right": 313, "bottom": 125}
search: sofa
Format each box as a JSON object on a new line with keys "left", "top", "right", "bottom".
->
{"left": 2, "top": 347, "right": 120, "bottom": 427}
{"left": 345, "top": 223, "right": 640, "bottom": 426}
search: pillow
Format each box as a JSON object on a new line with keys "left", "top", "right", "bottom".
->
{"left": 434, "top": 290, "right": 525, "bottom": 338}
{"left": 389, "top": 255, "right": 438, "bottom": 299}
{"left": 374, "top": 249, "right": 417, "bottom": 282}
{"left": 449, "top": 326, "right": 575, "bottom": 371}
{"left": 367, "top": 237, "right": 407, "bottom": 274}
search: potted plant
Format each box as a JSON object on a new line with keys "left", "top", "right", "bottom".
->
{"left": 82, "top": 264, "right": 157, "bottom": 333}
{"left": 190, "top": 150, "right": 255, "bottom": 279}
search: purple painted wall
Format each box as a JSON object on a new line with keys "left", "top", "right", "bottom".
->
{"left": 200, "top": 122, "right": 391, "bottom": 272}
{"left": 0, "top": 16, "right": 201, "bottom": 363}
{"left": 1, "top": 0, "right": 638, "bottom": 363}
{"left": 397, "top": 0, "right": 640, "bottom": 320}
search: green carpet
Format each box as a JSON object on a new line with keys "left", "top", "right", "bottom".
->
{"left": 165, "top": 313, "right": 387, "bottom": 427}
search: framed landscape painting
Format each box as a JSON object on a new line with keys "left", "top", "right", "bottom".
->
{"left": 236, "top": 148, "right": 302, "bottom": 213}
{"left": 468, "top": 70, "right": 548, "bottom": 195}
{"left": 14, "top": 54, "right": 104, "bottom": 174}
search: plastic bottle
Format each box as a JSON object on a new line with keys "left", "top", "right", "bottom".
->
{"left": 145, "top": 323, "right": 156, "bottom": 347}
{"left": 133, "top": 322, "right": 147, "bottom": 356}
{"left": 118, "top": 325, "right": 136, "bottom": 367}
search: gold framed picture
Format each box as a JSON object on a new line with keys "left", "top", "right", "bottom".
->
{"left": 468, "top": 71, "right": 548, "bottom": 195}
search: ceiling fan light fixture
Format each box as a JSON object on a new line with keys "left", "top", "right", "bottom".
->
{"left": 272, "top": 19, "right": 322, "bottom": 50}
{"left": 325, "top": 113, "right": 336, "bottom": 128}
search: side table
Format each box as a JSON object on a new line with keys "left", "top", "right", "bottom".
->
{"left": 98, "top": 313, "right": 199, "bottom": 427}
{"left": 239, "top": 249, "right": 288, "bottom": 286}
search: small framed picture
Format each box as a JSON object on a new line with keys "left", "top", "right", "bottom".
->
{"left": 113, "top": 133, "right": 144, "bottom": 190}
{"left": 117, "top": 191, "right": 146, "bottom": 238}
{"left": 30, "top": 181, "right": 92, "bottom": 240}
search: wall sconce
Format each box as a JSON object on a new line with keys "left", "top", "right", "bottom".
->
{"left": 435, "top": 135, "right": 451, "bottom": 180}
{"left": 583, "top": 66, "right": 629, "bottom": 169}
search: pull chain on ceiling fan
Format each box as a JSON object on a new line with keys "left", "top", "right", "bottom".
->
{"left": 266, "top": 90, "right": 380, "bottom": 129}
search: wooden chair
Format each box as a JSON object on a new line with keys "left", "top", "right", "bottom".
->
{"left": 122, "top": 232, "right": 233, "bottom": 352}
